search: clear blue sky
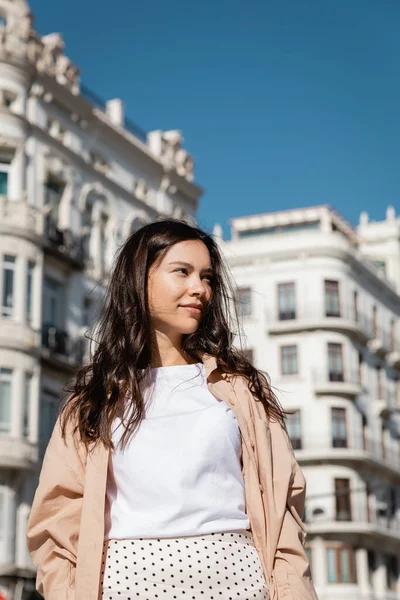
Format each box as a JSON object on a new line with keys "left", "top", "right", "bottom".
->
{"left": 31, "top": 0, "right": 400, "bottom": 239}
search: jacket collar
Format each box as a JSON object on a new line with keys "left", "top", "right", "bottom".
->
{"left": 201, "top": 353, "right": 219, "bottom": 380}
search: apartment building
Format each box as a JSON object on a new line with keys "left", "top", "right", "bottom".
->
{"left": 220, "top": 205, "right": 400, "bottom": 600}
{"left": 0, "top": 1, "right": 203, "bottom": 597}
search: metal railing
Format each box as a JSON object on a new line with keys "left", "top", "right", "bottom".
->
{"left": 44, "top": 216, "right": 87, "bottom": 263}
{"left": 80, "top": 83, "right": 148, "bottom": 144}
{"left": 294, "top": 434, "right": 400, "bottom": 470}
{"left": 41, "top": 324, "right": 86, "bottom": 365}
{"left": 312, "top": 368, "right": 361, "bottom": 388}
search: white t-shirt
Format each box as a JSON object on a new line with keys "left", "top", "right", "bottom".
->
{"left": 106, "top": 362, "right": 250, "bottom": 539}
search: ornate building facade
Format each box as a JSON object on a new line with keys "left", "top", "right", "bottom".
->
{"left": 220, "top": 205, "right": 400, "bottom": 600}
{"left": 0, "top": 1, "right": 203, "bottom": 597}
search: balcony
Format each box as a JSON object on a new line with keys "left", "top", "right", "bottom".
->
{"left": 41, "top": 324, "right": 86, "bottom": 371}
{"left": 0, "top": 436, "right": 40, "bottom": 470}
{"left": 304, "top": 512, "right": 400, "bottom": 546}
{"left": 295, "top": 434, "right": 400, "bottom": 476}
{"left": 268, "top": 304, "right": 373, "bottom": 342}
{"left": 367, "top": 327, "right": 392, "bottom": 357}
{"left": 44, "top": 216, "right": 87, "bottom": 268}
{"left": 0, "top": 196, "right": 41, "bottom": 237}
{"left": 312, "top": 368, "right": 362, "bottom": 397}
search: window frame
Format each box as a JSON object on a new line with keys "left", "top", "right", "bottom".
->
{"left": 334, "top": 478, "right": 352, "bottom": 521}
{"left": 281, "top": 345, "right": 298, "bottom": 376}
{"left": 325, "top": 280, "right": 341, "bottom": 318}
{"left": 0, "top": 367, "right": 13, "bottom": 434}
{"left": 326, "top": 546, "right": 356, "bottom": 584}
{"left": 1, "top": 254, "right": 16, "bottom": 318}
{"left": 328, "top": 343, "right": 344, "bottom": 382}
{"left": 286, "top": 409, "right": 302, "bottom": 450}
{"left": 236, "top": 286, "right": 252, "bottom": 319}
{"left": 331, "top": 407, "right": 348, "bottom": 448}
{"left": 26, "top": 260, "right": 35, "bottom": 324}
{"left": 277, "top": 282, "right": 296, "bottom": 321}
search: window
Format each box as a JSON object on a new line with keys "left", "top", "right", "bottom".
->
{"left": 331, "top": 407, "right": 347, "bottom": 448}
{"left": 353, "top": 290, "right": 359, "bottom": 322}
{"left": 390, "top": 319, "right": 396, "bottom": 352}
{"left": 81, "top": 195, "right": 94, "bottom": 262}
{"left": 1, "top": 254, "right": 16, "bottom": 318}
{"left": 281, "top": 345, "right": 298, "bottom": 376}
{"left": 325, "top": 280, "right": 340, "bottom": 317}
{"left": 236, "top": 287, "right": 252, "bottom": 319}
{"left": 335, "top": 479, "right": 352, "bottom": 521}
{"left": 43, "top": 277, "right": 62, "bottom": 328}
{"left": 386, "top": 555, "right": 399, "bottom": 591}
{"left": 82, "top": 296, "right": 93, "bottom": 328}
{"left": 286, "top": 410, "right": 302, "bottom": 450}
{"left": 327, "top": 547, "right": 356, "bottom": 583}
{"left": 0, "top": 170, "right": 8, "bottom": 195}
{"left": 26, "top": 261, "right": 35, "bottom": 324}
{"left": 362, "top": 414, "right": 368, "bottom": 451}
{"left": 100, "top": 212, "right": 108, "bottom": 274}
{"left": 23, "top": 374, "right": 33, "bottom": 438}
{"left": 40, "top": 392, "right": 58, "bottom": 445}
{"left": 372, "top": 305, "right": 378, "bottom": 338}
{"left": 328, "top": 343, "right": 344, "bottom": 381}
{"left": 305, "top": 547, "right": 312, "bottom": 577}
{"left": 0, "top": 487, "right": 6, "bottom": 540}
{"left": 0, "top": 368, "right": 13, "bottom": 434}
{"left": 45, "top": 178, "right": 64, "bottom": 223}
{"left": 278, "top": 282, "right": 296, "bottom": 320}
{"left": 367, "top": 550, "right": 376, "bottom": 586}
{"left": 388, "top": 487, "right": 397, "bottom": 519}
{"left": 376, "top": 366, "right": 383, "bottom": 399}
{"left": 372, "top": 259, "right": 386, "bottom": 276}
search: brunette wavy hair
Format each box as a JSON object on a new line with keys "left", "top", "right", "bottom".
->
{"left": 61, "top": 218, "right": 285, "bottom": 449}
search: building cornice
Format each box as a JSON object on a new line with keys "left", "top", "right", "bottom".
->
{"left": 30, "top": 123, "right": 160, "bottom": 219}
{"left": 34, "top": 73, "right": 203, "bottom": 204}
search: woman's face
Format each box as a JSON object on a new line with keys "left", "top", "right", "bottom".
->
{"left": 147, "top": 240, "right": 214, "bottom": 339}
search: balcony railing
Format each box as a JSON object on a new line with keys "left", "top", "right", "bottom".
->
{"left": 294, "top": 434, "right": 400, "bottom": 471}
{"left": 269, "top": 303, "right": 374, "bottom": 340}
{"left": 0, "top": 196, "right": 41, "bottom": 235}
{"left": 80, "top": 83, "right": 148, "bottom": 144}
{"left": 44, "top": 216, "right": 87, "bottom": 264}
{"left": 41, "top": 324, "right": 86, "bottom": 366}
{"left": 312, "top": 368, "right": 362, "bottom": 396}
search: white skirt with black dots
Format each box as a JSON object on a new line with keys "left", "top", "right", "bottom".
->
{"left": 99, "top": 530, "right": 269, "bottom": 599}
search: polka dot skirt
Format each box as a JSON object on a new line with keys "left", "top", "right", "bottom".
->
{"left": 99, "top": 530, "right": 269, "bottom": 599}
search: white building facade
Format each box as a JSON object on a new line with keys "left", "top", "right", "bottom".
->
{"left": 0, "top": 1, "right": 203, "bottom": 597}
{"left": 221, "top": 205, "right": 400, "bottom": 600}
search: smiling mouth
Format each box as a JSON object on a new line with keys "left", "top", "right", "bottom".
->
{"left": 180, "top": 306, "right": 202, "bottom": 315}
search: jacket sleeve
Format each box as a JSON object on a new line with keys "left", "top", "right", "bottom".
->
{"left": 273, "top": 448, "right": 319, "bottom": 600}
{"left": 26, "top": 417, "right": 86, "bottom": 600}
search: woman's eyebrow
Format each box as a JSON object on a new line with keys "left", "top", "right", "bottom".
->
{"left": 168, "top": 261, "right": 214, "bottom": 273}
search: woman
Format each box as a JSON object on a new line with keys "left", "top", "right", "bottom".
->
{"left": 27, "top": 219, "right": 318, "bottom": 600}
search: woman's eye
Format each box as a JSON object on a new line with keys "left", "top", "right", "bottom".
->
{"left": 175, "top": 268, "right": 187, "bottom": 274}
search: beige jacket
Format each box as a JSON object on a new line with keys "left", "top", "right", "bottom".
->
{"left": 26, "top": 354, "right": 318, "bottom": 600}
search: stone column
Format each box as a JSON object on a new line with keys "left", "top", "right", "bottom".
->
{"left": 372, "top": 553, "right": 387, "bottom": 598}
{"left": 355, "top": 548, "right": 370, "bottom": 596}
{"left": 310, "top": 537, "right": 326, "bottom": 589}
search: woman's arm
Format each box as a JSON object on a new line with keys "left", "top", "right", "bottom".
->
{"left": 26, "top": 418, "right": 86, "bottom": 600}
